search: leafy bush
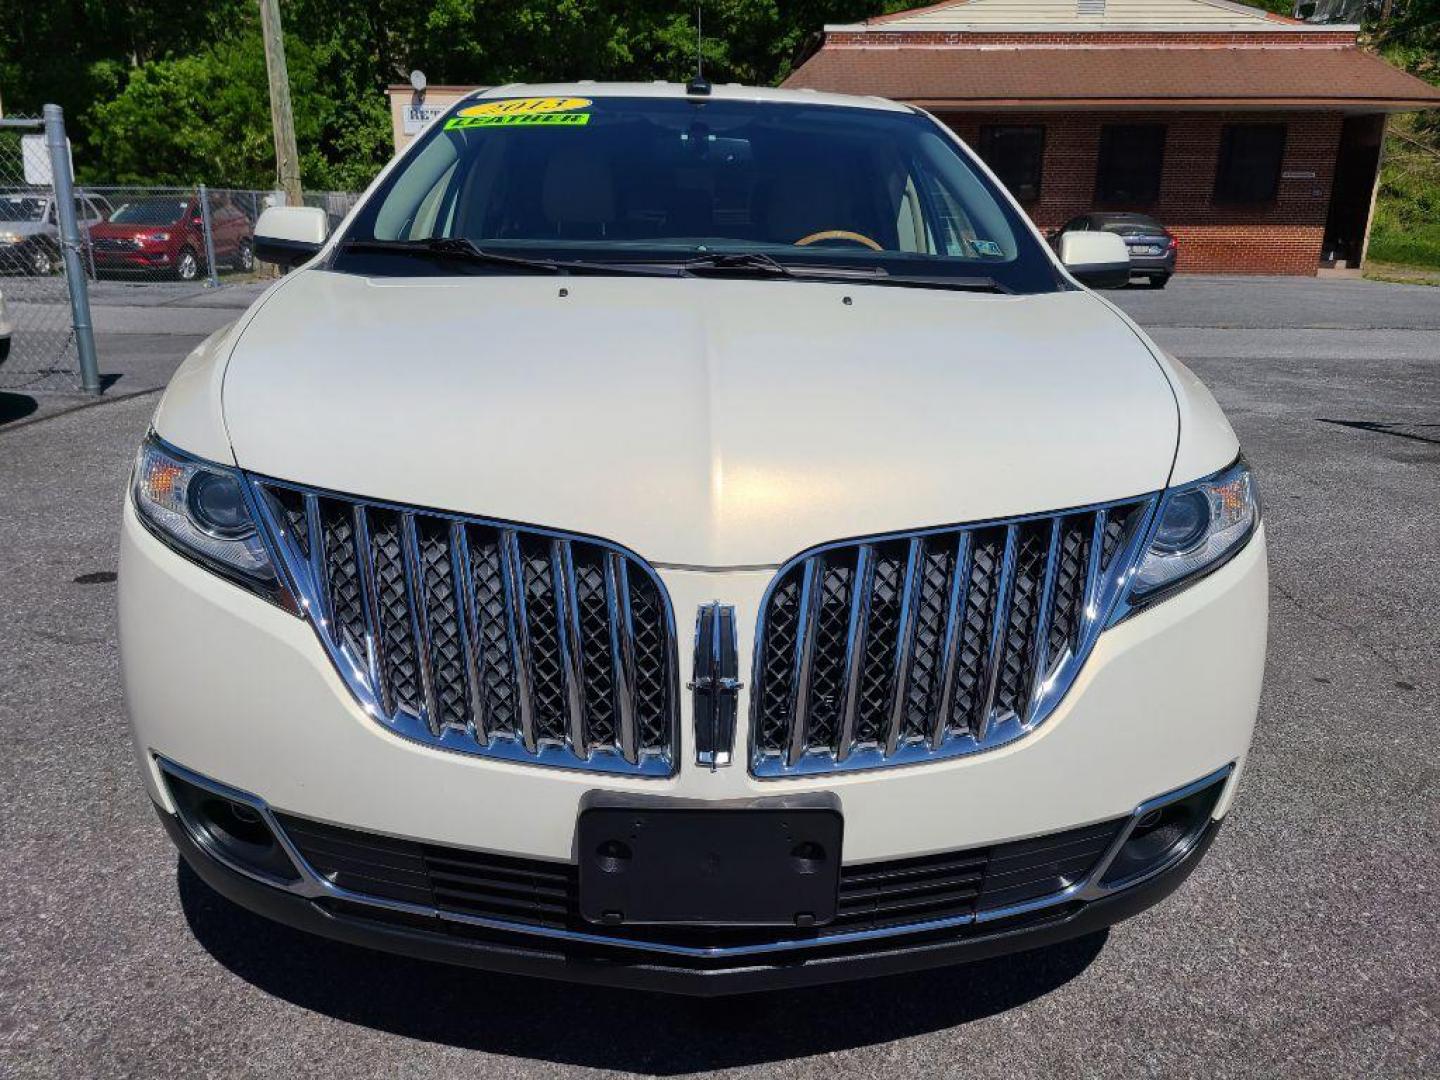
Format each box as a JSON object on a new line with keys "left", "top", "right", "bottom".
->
{"left": 1370, "top": 33, "right": 1440, "bottom": 268}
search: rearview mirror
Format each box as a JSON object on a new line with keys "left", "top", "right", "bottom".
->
{"left": 1059, "top": 231, "right": 1131, "bottom": 290}
{"left": 254, "top": 206, "right": 329, "bottom": 269}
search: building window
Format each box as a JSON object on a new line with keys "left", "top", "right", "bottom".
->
{"left": 978, "top": 125, "right": 1045, "bottom": 203}
{"left": 1095, "top": 124, "right": 1166, "bottom": 205}
{"left": 1214, "top": 123, "right": 1287, "bottom": 204}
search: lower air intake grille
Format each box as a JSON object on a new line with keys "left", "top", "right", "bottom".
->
{"left": 253, "top": 482, "right": 678, "bottom": 775}
{"left": 275, "top": 813, "right": 1126, "bottom": 950}
{"left": 751, "top": 499, "right": 1152, "bottom": 776}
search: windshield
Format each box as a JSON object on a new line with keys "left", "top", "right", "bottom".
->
{"left": 110, "top": 200, "right": 189, "bottom": 226}
{"left": 335, "top": 96, "right": 1062, "bottom": 293}
{"left": 0, "top": 196, "right": 45, "bottom": 222}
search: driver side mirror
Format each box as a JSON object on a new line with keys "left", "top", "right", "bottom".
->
{"left": 254, "top": 206, "right": 329, "bottom": 269}
{"left": 1059, "top": 231, "right": 1131, "bottom": 290}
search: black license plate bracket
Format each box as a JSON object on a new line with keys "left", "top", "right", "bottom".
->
{"left": 577, "top": 802, "right": 842, "bottom": 927}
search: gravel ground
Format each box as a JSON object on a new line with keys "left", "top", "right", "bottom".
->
{"left": 1, "top": 275, "right": 1436, "bottom": 1078}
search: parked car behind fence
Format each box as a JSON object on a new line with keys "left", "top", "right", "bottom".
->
{"left": 2, "top": 185, "right": 362, "bottom": 286}
{"left": 88, "top": 192, "right": 254, "bottom": 282}
{"left": 0, "top": 189, "right": 112, "bottom": 275}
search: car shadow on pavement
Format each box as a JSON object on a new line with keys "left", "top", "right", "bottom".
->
{"left": 0, "top": 392, "right": 39, "bottom": 425}
{"left": 178, "top": 859, "right": 1106, "bottom": 1072}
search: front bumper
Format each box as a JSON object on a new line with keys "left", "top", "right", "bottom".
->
{"left": 93, "top": 250, "right": 174, "bottom": 271}
{"left": 159, "top": 783, "right": 1223, "bottom": 995}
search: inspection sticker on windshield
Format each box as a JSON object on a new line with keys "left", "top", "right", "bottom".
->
{"left": 970, "top": 239, "right": 1004, "bottom": 257}
{"left": 446, "top": 97, "right": 593, "bottom": 130}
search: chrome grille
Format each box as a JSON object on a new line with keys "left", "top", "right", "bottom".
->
{"left": 751, "top": 498, "right": 1155, "bottom": 776}
{"left": 252, "top": 481, "right": 678, "bottom": 775}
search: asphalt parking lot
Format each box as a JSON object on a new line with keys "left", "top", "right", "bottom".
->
{"left": 2, "top": 275, "right": 1437, "bottom": 1078}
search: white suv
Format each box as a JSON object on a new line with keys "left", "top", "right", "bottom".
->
{"left": 120, "top": 84, "right": 1266, "bottom": 994}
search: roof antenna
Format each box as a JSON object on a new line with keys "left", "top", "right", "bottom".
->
{"left": 687, "top": 1, "right": 711, "bottom": 95}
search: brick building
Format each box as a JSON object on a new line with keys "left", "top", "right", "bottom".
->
{"left": 783, "top": 0, "right": 1440, "bottom": 274}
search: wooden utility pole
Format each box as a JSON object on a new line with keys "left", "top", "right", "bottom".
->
{"left": 258, "top": 0, "right": 303, "bottom": 207}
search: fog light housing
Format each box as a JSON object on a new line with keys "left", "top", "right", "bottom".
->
{"left": 159, "top": 760, "right": 301, "bottom": 884}
{"left": 1100, "top": 772, "right": 1227, "bottom": 888}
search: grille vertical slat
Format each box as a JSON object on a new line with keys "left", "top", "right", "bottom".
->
{"left": 351, "top": 506, "right": 390, "bottom": 717}
{"left": 450, "top": 523, "right": 489, "bottom": 744}
{"left": 253, "top": 480, "right": 677, "bottom": 775}
{"left": 930, "top": 531, "right": 972, "bottom": 749}
{"left": 884, "top": 538, "right": 926, "bottom": 756}
{"left": 1026, "top": 519, "right": 1063, "bottom": 701}
{"left": 1046, "top": 514, "right": 1093, "bottom": 676}
{"left": 500, "top": 530, "right": 538, "bottom": 753}
{"left": 752, "top": 497, "right": 1154, "bottom": 776}
{"left": 975, "top": 525, "right": 1020, "bottom": 742}
{"left": 1084, "top": 509, "right": 1109, "bottom": 628}
{"left": 993, "top": 522, "right": 1050, "bottom": 723}
{"left": 786, "top": 558, "right": 824, "bottom": 766}
{"left": 606, "top": 554, "right": 640, "bottom": 763}
{"left": 400, "top": 513, "right": 442, "bottom": 736}
{"left": 836, "top": 545, "right": 875, "bottom": 761}
{"left": 304, "top": 494, "right": 330, "bottom": 630}
{"left": 552, "top": 539, "right": 588, "bottom": 757}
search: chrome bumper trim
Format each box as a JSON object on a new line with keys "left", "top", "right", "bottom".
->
{"left": 155, "top": 756, "right": 1233, "bottom": 961}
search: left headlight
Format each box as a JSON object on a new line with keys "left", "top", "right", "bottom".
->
{"left": 1123, "top": 457, "right": 1260, "bottom": 607}
{"left": 131, "top": 433, "right": 296, "bottom": 611}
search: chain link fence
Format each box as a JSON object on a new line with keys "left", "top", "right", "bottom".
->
{"left": 75, "top": 186, "right": 360, "bottom": 286}
{"left": 1, "top": 109, "right": 361, "bottom": 396}
{"left": 0, "top": 116, "right": 87, "bottom": 392}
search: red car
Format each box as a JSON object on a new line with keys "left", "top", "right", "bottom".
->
{"left": 89, "top": 196, "right": 255, "bottom": 281}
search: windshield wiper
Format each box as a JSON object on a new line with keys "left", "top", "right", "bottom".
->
{"left": 340, "top": 237, "right": 562, "bottom": 273}
{"left": 678, "top": 252, "right": 887, "bottom": 281}
{"left": 678, "top": 253, "right": 1009, "bottom": 292}
{"left": 338, "top": 238, "right": 674, "bottom": 276}
{"left": 864, "top": 274, "right": 1011, "bottom": 294}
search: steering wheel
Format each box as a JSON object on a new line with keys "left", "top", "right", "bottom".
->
{"left": 794, "top": 229, "right": 883, "bottom": 252}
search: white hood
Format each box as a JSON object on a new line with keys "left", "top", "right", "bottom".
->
{"left": 220, "top": 270, "right": 1178, "bottom": 567}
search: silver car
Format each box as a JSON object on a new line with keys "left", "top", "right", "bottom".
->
{"left": 0, "top": 191, "right": 112, "bottom": 275}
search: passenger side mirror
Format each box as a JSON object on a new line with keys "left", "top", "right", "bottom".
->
{"left": 254, "top": 206, "right": 329, "bottom": 269}
{"left": 1059, "top": 231, "right": 1131, "bottom": 290}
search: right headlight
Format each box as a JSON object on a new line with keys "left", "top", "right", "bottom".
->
{"left": 131, "top": 432, "right": 297, "bottom": 611}
{"left": 1125, "top": 457, "right": 1259, "bottom": 605}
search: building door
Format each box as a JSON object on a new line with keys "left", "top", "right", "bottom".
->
{"left": 1323, "top": 114, "right": 1385, "bottom": 268}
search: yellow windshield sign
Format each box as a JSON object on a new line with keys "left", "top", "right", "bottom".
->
{"left": 446, "top": 96, "right": 594, "bottom": 131}
{"left": 445, "top": 113, "right": 590, "bottom": 130}
{"left": 458, "top": 97, "right": 592, "bottom": 117}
